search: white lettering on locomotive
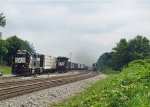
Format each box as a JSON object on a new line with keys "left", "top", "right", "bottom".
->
{"left": 15, "top": 57, "right": 26, "bottom": 63}
{"left": 58, "top": 62, "right": 65, "bottom": 66}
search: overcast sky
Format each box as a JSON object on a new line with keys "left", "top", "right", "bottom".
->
{"left": 0, "top": 0, "right": 150, "bottom": 66}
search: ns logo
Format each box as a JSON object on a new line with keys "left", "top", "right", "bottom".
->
{"left": 58, "top": 62, "right": 65, "bottom": 66}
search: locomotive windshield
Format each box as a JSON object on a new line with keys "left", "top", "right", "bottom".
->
{"left": 16, "top": 54, "right": 26, "bottom": 57}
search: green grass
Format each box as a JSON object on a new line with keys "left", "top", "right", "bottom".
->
{"left": 100, "top": 67, "right": 120, "bottom": 74}
{"left": 0, "top": 65, "right": 11, "bottom": 74}
{"left": 53, "top": 59, "right": 150, "bottom": 107}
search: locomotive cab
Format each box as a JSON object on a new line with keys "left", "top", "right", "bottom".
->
{"left": 12, "top": 50, "right": 34, "bottom": 75}
{"left": 56, "top": 57, "right": 69, "bottom": 73}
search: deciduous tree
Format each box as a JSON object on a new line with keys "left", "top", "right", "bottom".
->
{"left": 112, "top": 36, "right": 150, "bottom": 70}
{"left": 0, "top": 12, "right": 7, "bottom": 64}
{"left": 6, "top": 36, "right": 27, "bottom": 65}
{"left": 98, "top": 35, "right": 150, "bottom": 71}
{"left": 0, "top": 13, "right": 6, "bottom": 27}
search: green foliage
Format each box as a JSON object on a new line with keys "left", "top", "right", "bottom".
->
{"left": 0, "top": 13, "right": 6, "bottom": 27}
{"left": 5, "top": 35, "right": 35, "bottom": 65}
{"left": 97, "top": 52, "right": 113, "bottom": 71}
{"left": 98, "top": 35, "right": 150, "bottom": 71}
{"left": 113, "top": 35, "right": 150, "bottom": 70}
{"left": 0, "top": 39, "right": 8, "bottom": 64}
{"left": 0, "top": 12, "right": 7, "bottom": 64}
{"left": 0, "top": 39, "right": 8, "bottom": 56}
{"left": 100, "top": 67, "right": 120, "bottom": 74}
{"left": 5, "top": 36, "right": 27, "bottom": 65}
{"left": 6, "top": 35, "right": 27, "bottom": 51}
{"left": 0, "top": 65, "right": 11, "bottom": 74}
{"left": 112, "top": 38, "right": 129, "bottom": 70}
{"left": 0, "top": 35, "right": 35, "bottom": 65}
{"left": 55, "top": 59, "right": 150, "bottom": 107}
{"left": 128, "top": 36, "right": 150, "bottom": 60}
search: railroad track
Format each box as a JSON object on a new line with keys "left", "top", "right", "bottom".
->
{"left": 0, "top": 72, "right": 87, "bottom": 88}
{"left": 0, "top": 72, "right": 98, "bottom": 101}
{"left": 0, "top": 75, "right": 27, "bottom": 83}
{"left": 0, "top": 71, "right": 85, "bottom": 83}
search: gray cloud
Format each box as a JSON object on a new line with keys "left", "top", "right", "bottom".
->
{"left": 0, "top": 0, "right": 150, "bottom": 66}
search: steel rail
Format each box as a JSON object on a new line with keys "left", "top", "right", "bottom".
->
{"left": 0, "top": 72, "right": 87, "bottom": 88}
{"left": 0, "top": 72, "right": 98, "bottom": 101}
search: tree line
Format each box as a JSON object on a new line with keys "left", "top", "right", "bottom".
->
{"left": 0, "top": 13, "right": 35, "bottom": 65}
{"left": 97, "top": 35, "right": 150, "bottom": 71}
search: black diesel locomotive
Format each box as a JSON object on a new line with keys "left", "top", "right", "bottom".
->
{"left": 12, "top": 50, "right": 44, "bottom": 75}
{"left": 92, "top": 63, "right": 98, "bottom": 71}
{"left": 12, "top": 50, "right": 88, "bottom": 76}
{"left": 56, "top": 57, "right": 69, "bottom": 73}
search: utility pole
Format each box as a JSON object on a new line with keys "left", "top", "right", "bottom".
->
{"left": 70, "top": 53, "right": 72, "bottom": 62}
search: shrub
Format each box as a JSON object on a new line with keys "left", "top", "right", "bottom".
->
{"left": 55, "top": 59, "right": 150, "bottom": 107}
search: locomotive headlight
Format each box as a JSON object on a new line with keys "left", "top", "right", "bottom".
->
{"left": 22, "top": 65, "right": 25, "bottom": 67}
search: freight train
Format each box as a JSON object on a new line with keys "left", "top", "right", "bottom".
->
{"left": 92, "top": 63, "right": 98, "bottom": 71}
{"left": 12, "top": 50, "right": 88, "bottom": 76}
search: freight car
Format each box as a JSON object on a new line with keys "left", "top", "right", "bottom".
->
{"left": 41, "top": 55, "right": 57, "bottom": 73}
{"left": 68, "top": 62, "right": 87, "bottom": 70}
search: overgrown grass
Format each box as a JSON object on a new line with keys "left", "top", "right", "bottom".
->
{"left": 0, "top": 65, "right": 11, "bottom": 74}
{"left": 54, "top": 59, "right": 150, "bottom": 107}
{"left": 100, "top": 67, "right": 120, "bottom": 74}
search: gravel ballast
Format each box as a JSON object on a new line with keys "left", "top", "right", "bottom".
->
{"left": 0, "top": 73, "right": 107, "bottom": 107}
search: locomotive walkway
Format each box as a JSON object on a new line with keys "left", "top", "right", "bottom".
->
{"left": 0, "top": 71, "right": 98, "bottom": 101}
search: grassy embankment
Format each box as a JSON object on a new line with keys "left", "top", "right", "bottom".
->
{"left": 100, "top": 67, "right": 120, "bottom": 74}
{"left": 54, "top": 59, "right": 150, "bottom": 107}
{"left": 0, "top": 65, "right": 11, "bottom": 74}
